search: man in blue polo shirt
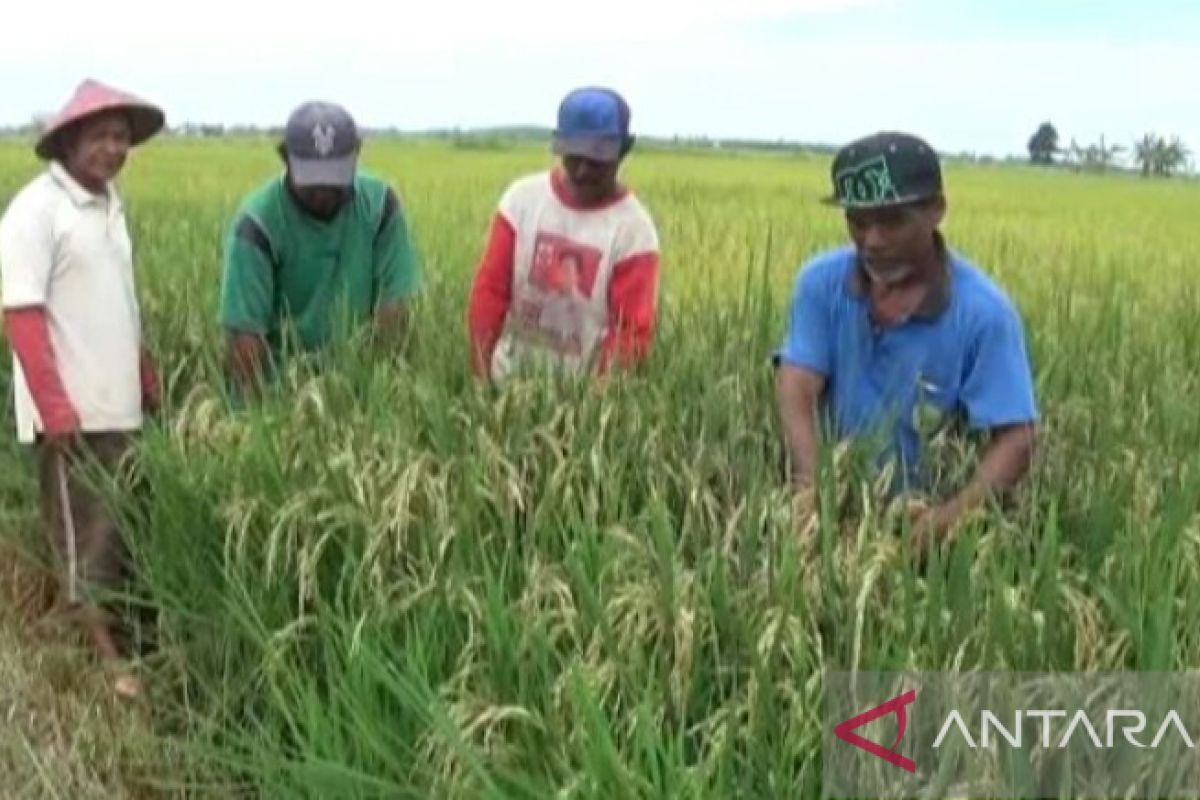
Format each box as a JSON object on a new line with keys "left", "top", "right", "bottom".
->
{"left": 775, "top": 132, "right": 1037, "bottom": 548}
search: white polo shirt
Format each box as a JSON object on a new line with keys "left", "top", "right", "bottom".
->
{"left": 0, "top": 162, "right": 144, "bottom": 444}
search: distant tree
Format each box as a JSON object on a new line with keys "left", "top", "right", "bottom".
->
{"left": 1134, "top": 133, "right": 1191, "bottom": 178}
{"left": 1162, "top": 136, "right": 1191, "bottom": 176}
{"left": 1063, "top": 138, "right": 1083, "bottom": 171}
{"left": 1060, "top": 136, "right": 1122, "bottom": 173}
{"left": 1087, "top": 136, "right": 1125, "bottom": 172}
{"left": 1133, "top": 133, "right": 1159, "bottom": 177}
{"left": 1027, "top": 122, "right": 1060, "bottom": 165}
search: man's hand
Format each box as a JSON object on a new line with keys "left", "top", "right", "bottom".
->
{"left": 908, "top": 499, "right": 961, "bottom": 553}
{"left": 41, "top": 409, "right": 81, "bottom": 455}
{"left": 911, "top": 422, "right": 1036, "bottom": 553}
{"left": 470, "top": 336, "right": 498, "bottom": 384}
{"left": 140, "top": 349, "right": 162, "bottom": 416}
{"left": 227, "top": 332, "right": 270, "bottom": 401}
{"left": 44, "top": 431, "right": 79, "bottom": 453}
{"left": 776, "top": 364, "right": 826, "bottom": 492}
{"left": 373, "top": 301, "right": 411, "bottom": 354}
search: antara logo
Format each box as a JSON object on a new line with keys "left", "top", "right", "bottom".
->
{"left": 834, "top": 690, "right": 918, "bottom": 773}
{"left": 834, "top": 687, "right": 1198, "bottom": 773}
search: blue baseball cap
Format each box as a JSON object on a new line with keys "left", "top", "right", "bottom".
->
{"left": 552, "top": 87, "right": 631, "bottom": 163}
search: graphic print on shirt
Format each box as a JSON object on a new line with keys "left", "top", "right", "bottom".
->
{"left": 513, "top": 231, "right": 604, "bottom": 358}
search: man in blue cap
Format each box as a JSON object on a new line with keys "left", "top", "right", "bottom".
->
{"left": 774, "top": 132, "right": 1038, "bottom": 548}
{"left": 467, "top": 87, "right": 661, "bottom": 381}
{"left": 219, "top": 101, "right": 421, "bottom": 397}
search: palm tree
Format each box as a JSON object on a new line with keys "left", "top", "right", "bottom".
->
{"left": 1133, "top": 133, "right": 1158, "bottom": 177}
{"left": 1162, "top": 137, "right": 1191, "bottom": 176}
{"left": 1133, "top": 134, "right": 1189, "bottom": 178}
{"left": 1065, "top": 137, "right": 1123, "bottom": 173}
{"left": 1089, "top": 136, "right": 1124, "bottom": 172}
{"left": 1064, "top": 138, "right": 1084, "bottom": 171}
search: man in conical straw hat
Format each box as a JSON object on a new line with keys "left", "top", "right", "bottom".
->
{"left": 0, "top": 79, "right": 166, "bottom": 699}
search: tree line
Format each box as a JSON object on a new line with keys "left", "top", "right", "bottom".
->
{"left": 1028, "top": 122, "right": 1192, "bottom": 177}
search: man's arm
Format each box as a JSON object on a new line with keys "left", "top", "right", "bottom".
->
{"left": 226, "top": 332, "right": 271, "bottom": 399}
{"left": 467, "top": 214, "right": 516, "bottom": 379}
{"left": 914, "top": 422, "right": 1035, "bottom": 544}
{"left": 4, "top": 308, "right": 80, "bottom": 446}
{"left": 915, "top": 303, "right": 1039, "bottom": 544}
{"left": 373, "top": 301, "right": 409, "bottom": 346}
{"left": 219, "top": 214, "right": 277, "bottom": 400}
{"left": 773, "top": 261, "right": 834, "bottom": 492}
{"left": 598, "top": 251, "right": 659, "bottom": 374}
{"left": 775, "top": 364, "right": 827, "bottom": 489}
{"left": 955, "top": 422, "right": 1035, "bottom": 506}
{"left": 1, "top": 199, "right": 78, "bottom": 446}
{"left": 140, "top": 345, "right": 162, "bottom": 414}
{"left": 372, "top": 188, "right": 420, "bottom": 352}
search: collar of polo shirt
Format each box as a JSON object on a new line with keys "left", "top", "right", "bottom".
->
{"left": 847, "top": 231, "right": 952, "bottom": 321}
{"left": 48, "top": 161, "right": 120, "bottom": 210}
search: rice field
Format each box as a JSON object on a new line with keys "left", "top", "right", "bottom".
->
{"left": 1, "top": 137, "right": 1199, "bottom": 798}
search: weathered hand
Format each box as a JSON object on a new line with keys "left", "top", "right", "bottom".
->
{"left": 43, "top": 428, "right": 80, "bottom": 456}
{"left": 142, "top": 385, "right": 162, "bottom": 416}
{"left": 909, "top": 501, "right": 960, "bottom": 553}
{"left": 140, "top": 351, "right": 163, "bottom": 416}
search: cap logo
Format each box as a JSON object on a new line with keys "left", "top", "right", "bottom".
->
{"left": 312, "top": 123, "right": 337, "bottom": 157}
{"left": 836, "top": 154, "right": 900, "bottom": 207}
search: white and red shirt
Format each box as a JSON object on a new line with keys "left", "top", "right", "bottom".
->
{"left": 468, "top": 169, "right": 660, "bottom": 381}
{"left": 0, "top": 162, "right": 145, "bottom": 443}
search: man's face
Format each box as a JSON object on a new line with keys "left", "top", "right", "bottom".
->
{"left": 845, "top": 197, "right": 945, "bottom": 279}
{"left": 289, "top": 183, "right": 350, "bottom": 220}
{"left": 278, "top": 141, "right": 355, "bottom": 220}
{"left": 561, "top": 154, "right": 620, "bottom": 204}
{"left": 62, "top": 111, "right": 132, "bottom": 191}
{"left": 845, "top": 197, "right": 946, "bottom": 327}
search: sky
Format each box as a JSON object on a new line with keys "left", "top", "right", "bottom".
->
{"left": 2, "top": 0, "right": 1198, "bottom": 159}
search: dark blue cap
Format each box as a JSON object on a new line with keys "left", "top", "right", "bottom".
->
{"left": 283, "top": 101, "right": 360, "bottom": 188}
{"left": 552, "top": 87, "right": 631, "bottom": 163}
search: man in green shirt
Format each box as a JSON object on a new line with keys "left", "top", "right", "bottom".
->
{"left": 219, "top": 101, "right": 420, "bottom": 395}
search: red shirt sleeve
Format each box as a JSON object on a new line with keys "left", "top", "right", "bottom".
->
{"left": 467, "top": 213, "right": 516, "bottom": 377}
{"left": 3, "top": 307, "right": 79, "bottom": 435}
{"left": 599, "top": 251, "right": 660, "bottom": 374}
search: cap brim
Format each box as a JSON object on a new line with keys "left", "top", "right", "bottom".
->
{"left": 287, "top": 154, "right": 357, "bottom": 187}
{"left": 820, "top": 192, "right": 937, "bottom": 210}
{"left": 552, "top": 135, "right": 622, "bottom": 163}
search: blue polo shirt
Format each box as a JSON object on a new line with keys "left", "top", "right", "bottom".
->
{"left": 775, "top": 244, "right": 1038, "bottom": 489}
